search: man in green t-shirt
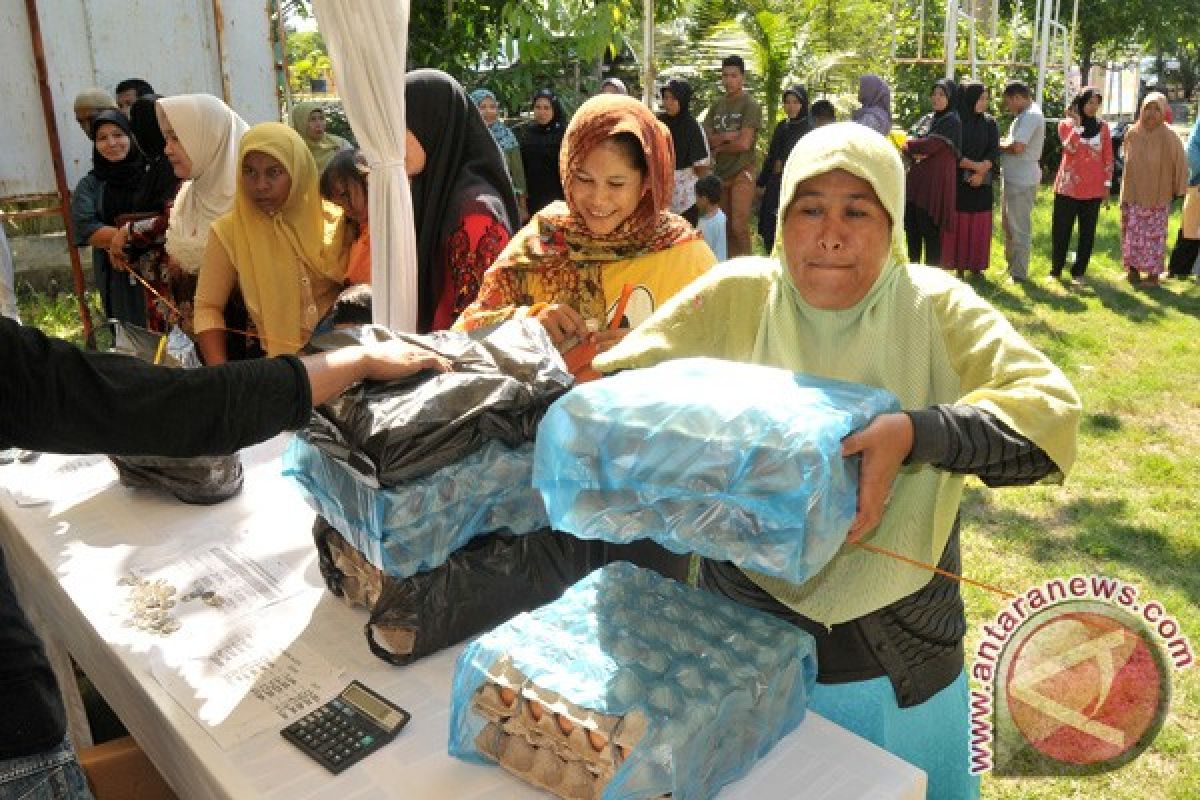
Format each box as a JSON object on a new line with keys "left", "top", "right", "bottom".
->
{"left": 704, "top": 55, "right": 763, "bottom": 258}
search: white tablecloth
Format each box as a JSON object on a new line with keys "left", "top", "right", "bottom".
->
{"left": 0, "top": 437, "right": 925, "bottom": 800}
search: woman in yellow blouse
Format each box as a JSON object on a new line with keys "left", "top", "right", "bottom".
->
{"left": 194, "top": 123, "right": 347, "bottom": 363}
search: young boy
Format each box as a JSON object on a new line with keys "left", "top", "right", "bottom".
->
{"left": 810, "top": 99, "right": 837, "bottom": 128}
{"left": 695, "top": 175, "right": 728, "bottom": 261}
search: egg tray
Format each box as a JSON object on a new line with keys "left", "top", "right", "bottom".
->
{"left": 286, "top": 434, "right": 549, "bottom": 580}
{"left": 449, "top": 562, "right": 818, "bottom": 800}
{"left": 313, "top": 517, "right": 597, "bottom": 667}
{"left": 471, "top": 659, "right": 657, "bottom": 800}
{"left": 533, "top": 358, "right": 900, "bottom": 586}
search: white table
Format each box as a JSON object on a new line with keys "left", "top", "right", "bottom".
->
{"left": 0, "top": 437, "right": 925, "bottom": 800}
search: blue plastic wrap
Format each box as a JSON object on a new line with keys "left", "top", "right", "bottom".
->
{"left": 534, "top": 358, "right": 901, "bottom": 585}
{"left": 284, "top": 435, "right": 549, "bottom": 579}
{"left": 449, "top": 562, "right": 817, "bottom": 800}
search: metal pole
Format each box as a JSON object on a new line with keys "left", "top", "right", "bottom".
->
{"left": 22, "top": 0, "right": 94, "bottom": 348}
{"left": 643, "top": 0, "right": 655, "bottom": 107}
{"left": 273, "top": 0, "right": 294, "bottom": 115}
{"left": 945, "top": 0, "right": 958, "bottom": 80}
{"left": 968, "top": 2, "right": 977, "bottom": 79}
{"left": 1031, "top": 0, "right": 1041, "bottom": 64}
{"left": 211, "top": 0, "right": 232, "bottom": 103}
{"left": 918, "top": 0, "right": 925, "bottom": 60}
{"left": 1034, "top": 0, "right": 1053, "bottom": 105}
{"left": 891, "top": 0, "right": 899, "bottom": 62}
{"left": 1068, "top": 0, "right": 1080, "bottom": 87}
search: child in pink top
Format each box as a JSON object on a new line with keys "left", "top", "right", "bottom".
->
{"left": 1050, "top": 88, "right": 1114, "bottom": 285}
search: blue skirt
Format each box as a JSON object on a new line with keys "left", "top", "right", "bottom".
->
{"left": 810, "top": 671, "right": 981, "bottom": 800}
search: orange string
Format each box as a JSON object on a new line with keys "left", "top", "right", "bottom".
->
{"left": 851, "top": 540, "right": 1017, "bottom": 599}
{"left": 120, "top": 263, "right": 302, "bottom": 351}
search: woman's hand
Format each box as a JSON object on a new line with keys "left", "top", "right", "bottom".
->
{"left": 108, "top": 224, "right": 131, "bottom": 270}
{"left": 534, "top": 303, "right": 587, "bottom": 348}
{"left": 840, "top": 412, "right": 914, "bottom": 543}
{"left": 305, "top": 342, "right": 453, "bottom": 406}
{"left": 361, "top": 342, "right": 453, "bottom": 381}
{"left": 591, "top": 328, "right": 629, "bottom": 354}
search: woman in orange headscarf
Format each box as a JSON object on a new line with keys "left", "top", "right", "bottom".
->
{"left": 455, "top": 94, "right": 716, "bottom": 354}
{"left": 457, "top": 95, "right": 715, "bottom": 583}
{"left": 193, "top": 123, "right": 347, "bottom": 362}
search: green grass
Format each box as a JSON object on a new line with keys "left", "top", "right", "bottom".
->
{"left": 960, "top": 189, "right": 1200, "bottom": 799}
{"left": 16, "top": 187, "right": 1200, "bottom": 797}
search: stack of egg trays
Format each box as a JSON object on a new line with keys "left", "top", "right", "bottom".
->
{"left": 284, "top": 434, "right": 549, "bottom": 579}
{"left": 449, "top": 562, "right": 818, "bottom": 800}
{"left": 534, "top": 357, "right": 900, "bottom": 585}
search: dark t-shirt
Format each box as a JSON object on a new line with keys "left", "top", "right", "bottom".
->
{"left": 0, "top": 317, "right": 311, "bottom": 758}
{"left": 706, "top": 92, "right": 763, "bottom": 180}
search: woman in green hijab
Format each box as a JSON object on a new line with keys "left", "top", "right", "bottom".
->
{"left": 289, "top": 101, "right": 353, "bottom": 173}
{"left": 596, "top": 122, "right": 1081, "bottom": 799}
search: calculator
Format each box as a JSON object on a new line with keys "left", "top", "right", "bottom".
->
{"left": 281, "top": 681, "right": 411, "bottom": 774}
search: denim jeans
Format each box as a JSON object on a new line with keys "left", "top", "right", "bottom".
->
{"left": 0, "top": 738, "right": 93, "bottom": 800}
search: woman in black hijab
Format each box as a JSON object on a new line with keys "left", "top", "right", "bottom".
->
{"left": 110, "top": 94, "right": 183, "bottom": 328}
{"left": 128, "top": 95, "right": 180, "bottom": 213}
{"left": 903, "top": 78, "right": 963, "bottom": 266}
{"left": 942, "top": 81, "right": 999, "bottom": 278}
{"left": 519, "top": 88, "right": 568, "bottom": 216}
{"left": 405, "top": 69, "right": 520, "bottom": 331}
{"left": 659, "top": 78, "right": 711, "bottom": 226}
{"left": 756, "top": 84, "right": 813, "bottom": 249}
{"left": 70, "top": 110, "right": 151, "bottom": 326}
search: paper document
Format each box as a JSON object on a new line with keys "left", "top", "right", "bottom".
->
{"left": 5, "top": 454, "right": 112, "bottom": 506}
{"left": 152, "top": 622, "right": 345, "bottom": 749}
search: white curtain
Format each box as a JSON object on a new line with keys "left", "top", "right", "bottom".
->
{"left": 312, "top": 0, "right": 416, "bottom": 332}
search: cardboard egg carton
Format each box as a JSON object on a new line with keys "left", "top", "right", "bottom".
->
{"left": 317, "top": 524, "right": 416, "bottom": 657}
{"left": 472, "top": 658, "right": 659, "bottom": 800}
{"left": 449, "top": 563, "right": 817, "bottom": 799}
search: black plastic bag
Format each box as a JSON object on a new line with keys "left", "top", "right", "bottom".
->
{"left": 107, "top": 321, "right": 244, "bottom": 504}
{"left": 314, "top": 517, "right": 596, "bottom": 666}
{"left": 305, "top": 320, "right": 571, "bottom": 487}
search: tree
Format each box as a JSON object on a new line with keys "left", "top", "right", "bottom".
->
{"left": 287, "top": 30, "right": 331, "bottom": 92}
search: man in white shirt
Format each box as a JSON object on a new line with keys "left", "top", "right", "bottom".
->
{"left": 999, "top": 81, "right": 1045, "bottom": 283}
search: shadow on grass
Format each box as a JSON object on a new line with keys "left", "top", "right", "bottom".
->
{"left": 1081, "top": 411, "right": 1123, "bottom": 436}
{"left": 964, "top": 488, "right": 1200, "bottom": 606}
{"left": 983, "top": 278, "right": 1089, "bottom": 315}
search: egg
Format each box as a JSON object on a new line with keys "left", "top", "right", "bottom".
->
{"left": 528, "top": 699, "right": 545, "bottom": 721}
{"left": 587, "top": 729, "right": 608, "bottom": 753}
{"left": 556, "top": 714, "right": 574, "bottom": 736}
{"left": 498, "top": 686, "right": 517, "bottom": 707}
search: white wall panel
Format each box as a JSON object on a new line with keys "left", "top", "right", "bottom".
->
{"left": 1, "top": 0, "right": 277, "bottom": 199}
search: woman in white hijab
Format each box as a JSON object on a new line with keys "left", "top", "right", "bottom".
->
{"left": 112, "top": 94, "right": 250, "bottom": 337}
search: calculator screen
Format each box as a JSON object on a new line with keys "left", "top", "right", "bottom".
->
{"left": 342, "top": 684, "right": 395, "bottom": 727}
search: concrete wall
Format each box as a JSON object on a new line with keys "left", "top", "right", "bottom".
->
{"left": 1, "top": 0, "right": 279, "bottom": 200}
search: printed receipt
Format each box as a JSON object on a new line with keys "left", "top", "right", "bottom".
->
{"left": 152, "top": 622, "right": 345, "bottom": 749}
{"left": 138, "top": 541, "right": 342, "bottom": 749}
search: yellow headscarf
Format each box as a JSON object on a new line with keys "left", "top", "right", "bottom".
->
{"left": 211, "top": 123, "right": 346, "bottom": 356}
{"left": 599, "top": 122, "right": 1081, "bottom": 624}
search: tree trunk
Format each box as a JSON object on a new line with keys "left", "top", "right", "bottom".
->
{"left": 1080, "top": 41, "right": 1093, "bottom": 89}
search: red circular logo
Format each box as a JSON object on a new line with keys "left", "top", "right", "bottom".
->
{"left": 1003, "top": 605, "right": 1168, "bottom": 768}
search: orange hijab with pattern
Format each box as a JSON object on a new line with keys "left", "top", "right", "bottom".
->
{"left": 495, "top": 96, "right": 699, "bottom": 321}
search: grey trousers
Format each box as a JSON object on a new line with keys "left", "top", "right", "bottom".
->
{"left": 1001, "top": 181, "right": 1038, "bottom": 279}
